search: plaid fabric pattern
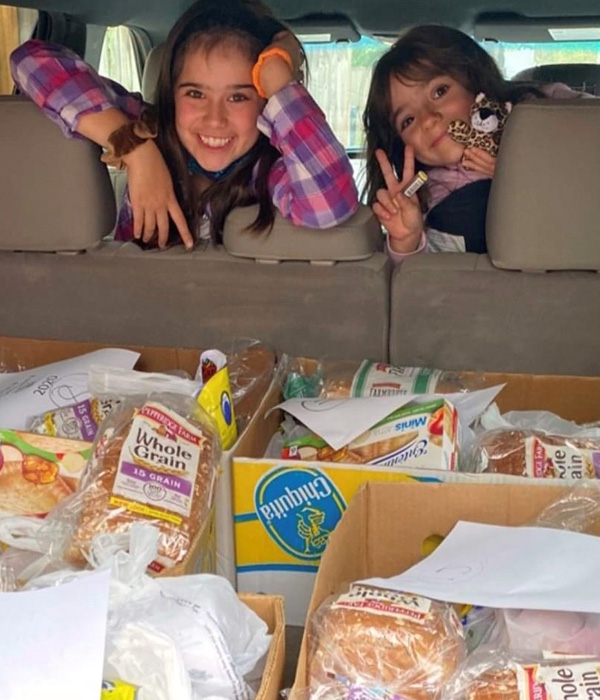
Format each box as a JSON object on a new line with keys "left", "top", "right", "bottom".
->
{"left": 12, "top": 40, "right": 358, "bottom": 240}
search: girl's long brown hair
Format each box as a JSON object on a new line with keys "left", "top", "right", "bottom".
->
{"left": 363, "top": 25, "right": 542, "bottom": 207}
{"left": 155, "top": 0, "right": 294, "bottom": 243}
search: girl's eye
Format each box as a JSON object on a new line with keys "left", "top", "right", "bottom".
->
{"left": 434, "top": 84, "right": 449, "bottom": 98}
{"left": 185, "top": 89, "right": 204, "bottom": 99}
{"left": 400, "top": 116, "right": 414, "bottom": 132}
{"left": 229, "top": 93, "right": 250, "bottom": 103}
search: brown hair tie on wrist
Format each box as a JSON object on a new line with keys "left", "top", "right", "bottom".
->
{"left": 100, "top": 107, "right": 158, "bottom": 170}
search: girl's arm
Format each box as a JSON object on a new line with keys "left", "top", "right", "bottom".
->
{"left": 11, "top": 40, "right": 193, "bottom": 249}
{"left": 254, "top": 33, "right": 358, "bottom": 229}
{"left": 259, "top": 82, "right": 359, "bottom": 228}
{"left": 10, "top": 40, "right": 143, "bottom": 137}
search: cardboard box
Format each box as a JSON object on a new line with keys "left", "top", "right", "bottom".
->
{"left": 292, "top": 480, "right": 570, "bottom": 691}
{"left": 0, "top": 336, "right": 276, "bottom": 581}
{"left": 241, "top": 592, "right": 286, "bottom": 700}
{"left": 232, "top": 369, "right": 600, "bottom": 623}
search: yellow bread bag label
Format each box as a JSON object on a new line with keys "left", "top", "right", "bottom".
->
{"left": 101, "top": 680, "right": 138, "bottom": 699}
{"left": 196, "top": 350, "right": 237, "bottom": 450}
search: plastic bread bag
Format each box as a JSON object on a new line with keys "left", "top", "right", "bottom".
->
{"left": 307, "top": 583, "right": 466, "bottom": 700}
{"left": 226, "top": 338, "right": 275, "bottom": 433}
{"left": 278, "top": 356, "right": 490, "bottom": 400}
{"left": 27, "top": 397, "right": 121, "bottom": 440}
{"left": 18, "top": 524, "right": 272, "bottom": 700}
{"left": 467, "top": 404, "right": 600, "bottom": 477}
{"left": 444, "top": 646, "right": 600, "bottom": 700}
{"left": 45, "top": 367, "right": 220, "bottom": 573}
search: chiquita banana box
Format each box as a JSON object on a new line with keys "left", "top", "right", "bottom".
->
{"left": 232, "top": 459, "right": 437, "bottom": 623}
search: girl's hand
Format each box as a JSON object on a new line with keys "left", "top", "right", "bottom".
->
{"left": 257, "top": 31, "right": 303, "bottom": 98}
{"left": 462, "top": 146, "right": 496, "bottom": 178}
{"left": 372, "top": 146, "right": 424, "bottom": 255}
{"left": 122, "top": 140, "right": 194, "bottom": 250}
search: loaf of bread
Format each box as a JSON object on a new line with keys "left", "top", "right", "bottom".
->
{"left": 65, "top": 397, "right": 218, "bottom": 573}
{"left": 460, "top": 668, "right": 518, "bottom": 700}
{"left": 308, "top": 585, "right": 466, "bottom": 700}
{"left": 473, "top": 429, "right": 600, "bottom": 478}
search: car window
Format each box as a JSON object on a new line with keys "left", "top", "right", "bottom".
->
{"left": 303, "top": 36, "right": 388, "bottom": 151}
{"left": 479, "top": 39, "right": 600, "bottom": 78}
{"left": 0, "top": 5, "right": 38, "bottom": 94}
{"left": 99, "top": 25, "right": 142, "bottom": 93}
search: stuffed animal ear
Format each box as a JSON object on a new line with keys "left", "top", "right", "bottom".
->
{"left": 505, "top": 102, "right": 513, "bottom": 114}
{"left": 475, "top": 92, "right": 485, "bottom": 103}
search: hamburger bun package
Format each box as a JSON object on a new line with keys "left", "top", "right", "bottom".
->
{"left": 308, "top": 584, "right": 466, "bottom": 700}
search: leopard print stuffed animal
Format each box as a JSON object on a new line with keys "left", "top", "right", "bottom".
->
{"left": 448, "top": 93, "right": 512, "bottom": 157}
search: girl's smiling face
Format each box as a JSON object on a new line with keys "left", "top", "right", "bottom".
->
{"left": 174, "top": 43, "right": 264, "bottom": 172}
{"left": 389, "top": 73, "right": 474, "bottom": 167}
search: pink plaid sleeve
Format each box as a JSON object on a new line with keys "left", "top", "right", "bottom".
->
{"left": 258, "top": 82, "right": 359, "bottom": 229}
{"left": 10, "top": 40, "right": 143, "bottom": 138}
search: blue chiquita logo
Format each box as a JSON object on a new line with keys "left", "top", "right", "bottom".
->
{"left": 254, "top": 466, "right": 346, "bottom": 561}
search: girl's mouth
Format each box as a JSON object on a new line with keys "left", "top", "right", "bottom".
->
{"left": 198, "top": 135, "right": 233, "bottom": 149}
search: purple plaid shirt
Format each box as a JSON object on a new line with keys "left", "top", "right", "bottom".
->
{"left": 11, "top": 40, "right": 359, "bottom": 240}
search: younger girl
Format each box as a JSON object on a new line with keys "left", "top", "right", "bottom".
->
{"left": 363, "top": 25, "right": 583, "bottom": 261}
{"left": 11, "top": 0, "right": 358, "bottom": 248}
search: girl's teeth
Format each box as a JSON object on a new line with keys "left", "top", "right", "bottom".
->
{"left": 201, "top": 136, "right": 230, "bottom": 147}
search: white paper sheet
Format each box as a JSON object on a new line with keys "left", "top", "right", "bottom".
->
{"left": 361, "top": 521, "right": 600, "bottom": 613}
{"left": 277, "top": 385, "right": 503, "bottom": 450}
{"left": 0, "top": 569, "right": 111, "bottom": 700}
{"left": 0, "top": 349, "right": 139, "bottom": 429}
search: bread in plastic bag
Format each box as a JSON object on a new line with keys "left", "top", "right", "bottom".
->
{"left": 53, "top": 390, "right": 219, "bottom": 573}
{"left": 308, "top": 583, "right": 466, "bottom": 700}
{"left": 279, "top": 356, "right": 488, "bottom": 400}
{"left": 445, "top": 647, "right": 600, "bottom": 700}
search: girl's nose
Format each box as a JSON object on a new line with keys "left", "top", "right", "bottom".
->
{"left": 204, "top": 100, "right": 226, "bottom": 126}
{"left": 422, "top": 108, "right": 441, "bottom": 129}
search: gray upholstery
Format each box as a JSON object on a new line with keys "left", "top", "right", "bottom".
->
{"left": 513, "top": 63, "right": 600, "bottom": 96}
{"left": 487, "top": 99, "right": 600, "bottom": 271}
{"left": 0, "top": 244, "right": 391, "bottom": 361}
{"left": 141, "top": 44, "right": 164, "bottom": 103}
{"left": 389, "top": 254, "right": 600, "bottom": 376}
{"left": 223, "top": 205, "right": 382, "bottom": 262}
{"left": 0, "top": 95, "right": 116, "bottom": 251}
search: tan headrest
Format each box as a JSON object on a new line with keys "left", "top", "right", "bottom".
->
{"left": 0, "top": 95, "right": 116, "bottom": 251}
{"left": 223, "top": 205, "right": 382, "bottom": 262}
{"left": 142, "top": 44, "right": 165, "bottom": 104}
{"left": 487, "top": 99, "right": 600, "bottom": 271}
{"left": 513, "top": 64, "right": 600, "bottom": 96}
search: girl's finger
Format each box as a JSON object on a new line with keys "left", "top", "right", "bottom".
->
{"left": 400, "top": 145, "right": 416, "bottom": 187}
{"left": 142, "top": 210, "right": 157, "bottom": 244}
{"left": 372, "top": 202, "right": 391, "bottom": 222}
{"left": 467, "top": 146, "right": 496, "bottom": 164}
{"left": 168, "top": 198, "right": 194, "bottom": 250}
{"left": 376, "top": 188, "right": 399, "bottom": 216}
{"left": 132, "top": 206, "right": 143, "bottom": 240}
{"left": 156, "top": 209, "right": 170, "bottom": 250}
{"left": 375, "top": 149, "right": 400, "bottom": 193}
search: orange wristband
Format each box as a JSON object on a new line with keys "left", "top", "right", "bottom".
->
{"left": 252, "top": 47, "right": 294, "bottom": 98}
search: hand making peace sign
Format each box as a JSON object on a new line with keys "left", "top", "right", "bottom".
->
{"left": 372, "top": 145, "right": 424, "bottom": 255}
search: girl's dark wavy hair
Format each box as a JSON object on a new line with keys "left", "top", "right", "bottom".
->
{"left": 363, "top": 25, "right": 542, "bottom": 207}
{"left": 155, "top": 0, "right": 294, "bottom": 244}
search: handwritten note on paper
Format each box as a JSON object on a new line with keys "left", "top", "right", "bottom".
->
{"left": 0, "top": 570, "right": 110, "bottom": 700}
{"left": 361, "top": 521, "right": 600, "bottom": 613}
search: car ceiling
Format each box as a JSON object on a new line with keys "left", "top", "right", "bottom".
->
{"left": 9, "top": 0, "right": 600, "bottom": 42}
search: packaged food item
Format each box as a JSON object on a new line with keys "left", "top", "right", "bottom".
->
{"left": 471, "top": 429, "right": 600, "bottom": 478}
{"left": 283, "top": 399, "right": 458, "bottom": 470}
{"left": 101, "top": 680, "right": 139, "bottom": 699}
{"left": 195, "top": 349, "right": 237, "bottom": 450}
{"left": 280, "top": 357, "right": 487, "bottom": 400}
{"left": 28, "top": 397, "right": 120, "bottom": 441}
{"left": 308, "top": 583, "right": 466, "bottom": 700}
{"left": 59, "top": 393, "right": 219, "bottom": 573}
{"left": 446, "top": 649, "right": 600, "bottom": 700}
{"left": 0, "top": 430, "right": 92, "bottom": 517}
